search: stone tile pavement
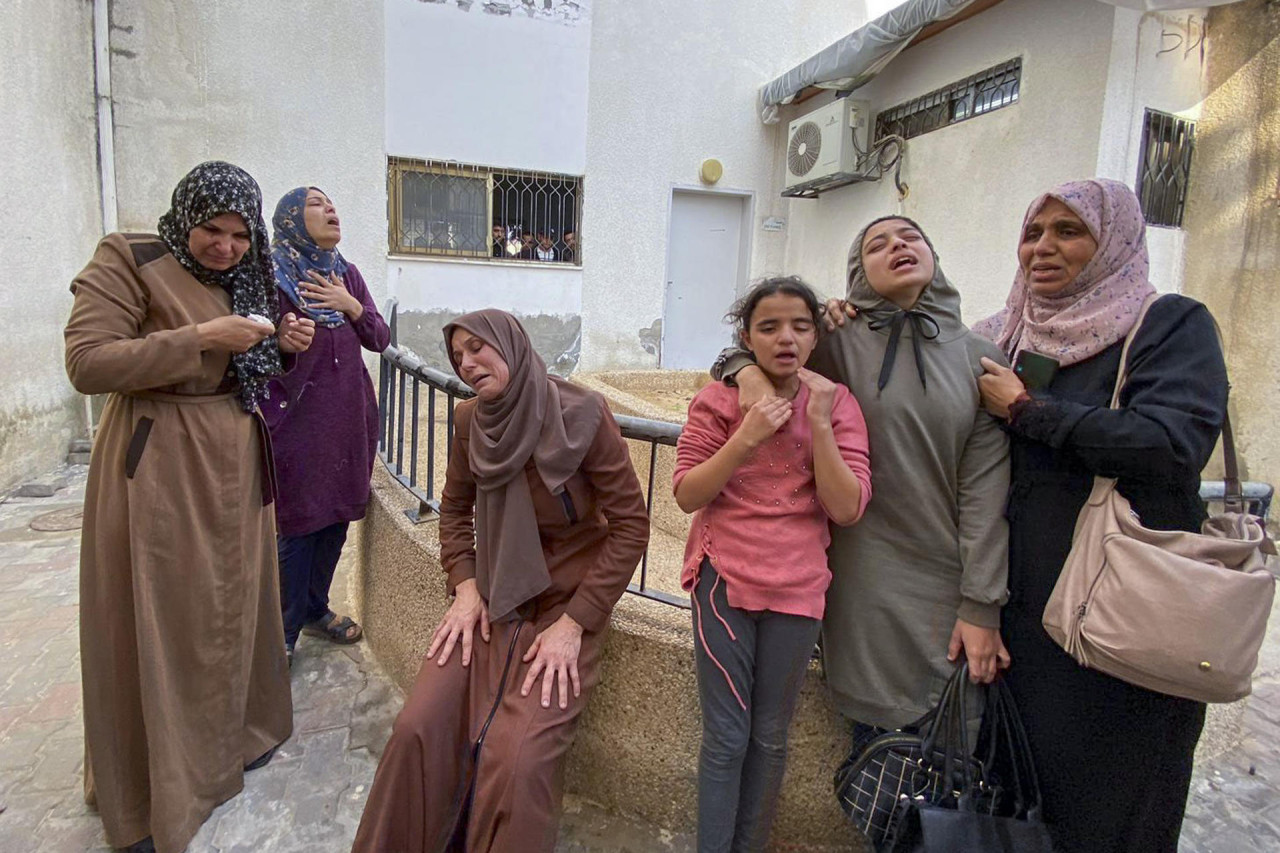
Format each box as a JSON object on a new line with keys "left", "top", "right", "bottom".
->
{"left": 0, "top": 463, "right": 1274, "bottom": 851}
{"left": 0, "top": 466, "right": 690, "bottom": 852}
{"left": 1179, "top": 630, "right": 1280, "bottom": 852}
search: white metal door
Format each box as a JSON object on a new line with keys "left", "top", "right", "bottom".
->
{"left": 661, "top": 191, "right": 746, "bottom": 369}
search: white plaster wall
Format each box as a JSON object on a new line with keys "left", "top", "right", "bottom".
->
{"left": 389, "top": 258, "right": 582, "bottom": 318}
{"left": 0, "top": 0, "right": 99, "bottom": 488}
{"left": 383, "top": 0, "right": 593, "bottom": 351}
{"left": 781, "top": 0, "right": 1118, "bottom": 325}
{"left": 388, "top": 257, "right": 583, "bottom": 373}
{"left": 107, "top": 1, "right": 387, "bottom": 303}
{"left": 385, "top": 0, "right": 591, "bottom": 174}
{"left": 579, "top": 0, "right": 871, "bottom": 370}
{"left": 1096, "top": 7, "right": 1208, "bottom": 293}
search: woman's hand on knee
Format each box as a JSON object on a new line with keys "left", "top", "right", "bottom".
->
{"left": 947, "top": 618, "right": 1011, "bottom": 684}
{"left": 520, "top": 614, "right": 584, "bottom": 710}
{"left": 427, "top": 579, "right": 490, "bottom": 668}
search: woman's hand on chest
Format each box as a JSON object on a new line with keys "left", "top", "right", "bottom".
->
{"left": 799, "top": 368, "right": 837, "bottom": 431}
{"left": 298, "top": 270, "right": 364, "bottom": 320}
{"left": 737, "top": 396, "right": 793, "bottom": 448}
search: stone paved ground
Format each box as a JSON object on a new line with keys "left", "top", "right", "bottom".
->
{"left": 1179, "top": 611, "right": 1280, "bottom": 852}
{"left": 0, "top": 463, "right": 1274, "bottom": 852}
{"left": 0, "top": 466, "right": 690, "bottom": 853}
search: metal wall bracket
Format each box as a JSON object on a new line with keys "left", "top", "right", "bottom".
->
{"left": 405, "top": 498, "right": 440, "bottom": 525}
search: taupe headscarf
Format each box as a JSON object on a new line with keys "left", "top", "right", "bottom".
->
{"left": 443, "top": 310, "right": 603, "bottom": 623}
{"left": 846, "top": 215, "right": 966, "bottom": 392}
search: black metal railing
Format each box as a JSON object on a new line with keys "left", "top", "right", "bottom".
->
{"left": 1136, "top": 108, "right": 1195, "bottom": 228}
{"left": 374, "top": 300, "right": 1273, "bottom": 613}
{"left": 376, "top": 300, "right": 687, "bottom": 609}
{"left": 874, "top": 57, "right": 1022, "bottom": 143}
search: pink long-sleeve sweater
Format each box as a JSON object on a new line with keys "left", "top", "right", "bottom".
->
{"left": 674, "top": 381, "right": 872, "bottom": 619}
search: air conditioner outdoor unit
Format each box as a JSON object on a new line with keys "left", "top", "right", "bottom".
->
{"left": 784, "top": 97, "right": 871, "bottom": 190}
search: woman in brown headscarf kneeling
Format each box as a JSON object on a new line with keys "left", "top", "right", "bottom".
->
{"left": 352, "top": 309, "right": 650, "bottom": 853}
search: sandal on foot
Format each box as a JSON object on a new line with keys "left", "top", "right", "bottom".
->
{"left": 121, "top": 837, "right": 156, "bottom": 853}
{"left": 245, "top": 746, "right": 276, "bottom": 772}
{"left": 302, "top": 610, "right": 362, "bottom": 645}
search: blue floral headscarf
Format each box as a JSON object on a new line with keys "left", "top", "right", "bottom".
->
{"left": 270, "top": 186, "right": 348, "bottom": 328}
{"left": 157, "top": 160, "right": 282, "bottom": 412}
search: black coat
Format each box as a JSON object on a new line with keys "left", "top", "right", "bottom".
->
{"left": 1000, "top": 294, "right": 1228, "bottom": 853}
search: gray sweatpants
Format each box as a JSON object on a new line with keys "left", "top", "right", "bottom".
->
{"left": 691, "top": 559, "right": 822, "bottom": 853}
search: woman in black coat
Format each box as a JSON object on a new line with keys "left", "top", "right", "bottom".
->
{"left": 974, "top": 178, "right": 1228, "bottom": 853}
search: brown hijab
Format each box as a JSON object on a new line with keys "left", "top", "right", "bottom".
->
{"left": 443, "top": 309, "right": 603, "bottom": 623}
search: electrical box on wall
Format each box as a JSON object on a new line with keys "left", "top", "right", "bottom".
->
{"left": 783, "top": 98, "right": 871, "bottom": 191}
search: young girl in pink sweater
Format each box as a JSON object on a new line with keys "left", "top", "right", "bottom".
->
{"left": 674, "top": 276, "right": 871, "bottom": 852}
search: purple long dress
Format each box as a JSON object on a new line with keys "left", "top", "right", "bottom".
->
{"left": 263, "top": 262, "right": 391, "bottom": 537}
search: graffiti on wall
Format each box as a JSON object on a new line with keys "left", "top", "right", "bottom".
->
{"left": 1157, "top": 14, "right": 1207, "bottom": 63}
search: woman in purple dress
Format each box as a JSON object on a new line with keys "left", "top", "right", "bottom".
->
{"left": 265, "top": 186, "right": 391, "bottom": 666}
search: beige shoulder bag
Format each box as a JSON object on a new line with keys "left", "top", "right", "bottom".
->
{"left": 1042, "top": 296, "right": 1277, "bottom": 703}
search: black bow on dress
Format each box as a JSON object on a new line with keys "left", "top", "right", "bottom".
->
{"left": 865, "top": 309, "right": 941, "bottom": 392}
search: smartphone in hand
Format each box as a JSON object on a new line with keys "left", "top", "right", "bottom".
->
{"left": 1013, "top": 350, "right": 1059, "bottom": 391}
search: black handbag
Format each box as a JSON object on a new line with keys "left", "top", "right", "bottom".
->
{"left": 886, "top": 677, "right": 1056, "bottom": 853}
{"left": 834, "top": 665, "right": 983, "bottom": 849}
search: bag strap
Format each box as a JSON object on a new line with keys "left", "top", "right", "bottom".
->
{"left": 993, "top": 680, "right": 1044, "bottom": 819}
{"left": 1107, "top": 294, "right": 1159, "bottom": 409}
{"left": 1206, "top": 316, "right": 1245, "bottom": 513}
{"left": 1110, "top": 295, "right": 1244, "bottom": 513}
{"left": 1221, "top": 410, "right": 1245, "bottom": 514}
{"left": 920, "top": 664, "right": 978, "bottom": 802}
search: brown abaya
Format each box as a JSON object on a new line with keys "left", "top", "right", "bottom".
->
{"left": 65, "top": 233, "right": 292, "bottom": 853}
{"left": 352, "top": 323, "right": 648, "bottom": 852}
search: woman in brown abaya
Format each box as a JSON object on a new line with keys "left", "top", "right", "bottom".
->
{"left": 352, "top": 310, "right": 649, "bottom": 853}
{"left": 65, "top": 161, "right": 314, "bottom": 853}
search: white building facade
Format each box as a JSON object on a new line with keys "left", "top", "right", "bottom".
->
{"left": 381, "top": 0, "right": 1210, "bottom": 371}
{"left": 781, "top": 0, "right": 1208, "bottom": 325}
{"left": 2, "top": 0, "right": 1213, "bottom": 487}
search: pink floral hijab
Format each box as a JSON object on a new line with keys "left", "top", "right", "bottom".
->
{"left": 972, "top": 178, "right": 1157, "bottom": 367}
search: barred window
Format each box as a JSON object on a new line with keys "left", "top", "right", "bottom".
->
{"left": 874, "top": 58, "right": 1021, "bottom": 142}
{"left": 1136, "top": 109, "right": 1195, "bottom": 228}
{"left": 387, "top": 157, "right": 583, "bottom": 264}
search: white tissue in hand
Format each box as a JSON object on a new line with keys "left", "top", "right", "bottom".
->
{"left": 246, "top": 313, "right": 274, "bottom": 328}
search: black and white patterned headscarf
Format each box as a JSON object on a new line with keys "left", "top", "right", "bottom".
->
{"left": 157, "top": 161, "right": 283, "bottom": 412}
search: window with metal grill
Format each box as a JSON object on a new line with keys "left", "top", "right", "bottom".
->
{"left": 873, "top": 58, "right": 1022, "bottom": 142}
{"left": 387, "top": 157, "right": 583, "bottom": 264}
{"left": 1136, "top": 109, "right": 1195, "bottom": 228}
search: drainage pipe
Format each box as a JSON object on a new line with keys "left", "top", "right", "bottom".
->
{"left": 88, "top": 0, "right": 118, "bottom": 440}
{"left": 93, "top": 0, "right": 117, "bottom": 234}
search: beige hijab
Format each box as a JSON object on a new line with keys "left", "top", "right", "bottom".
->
{"left": 443, "top": 310, "right": 603, "bottom": 623}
